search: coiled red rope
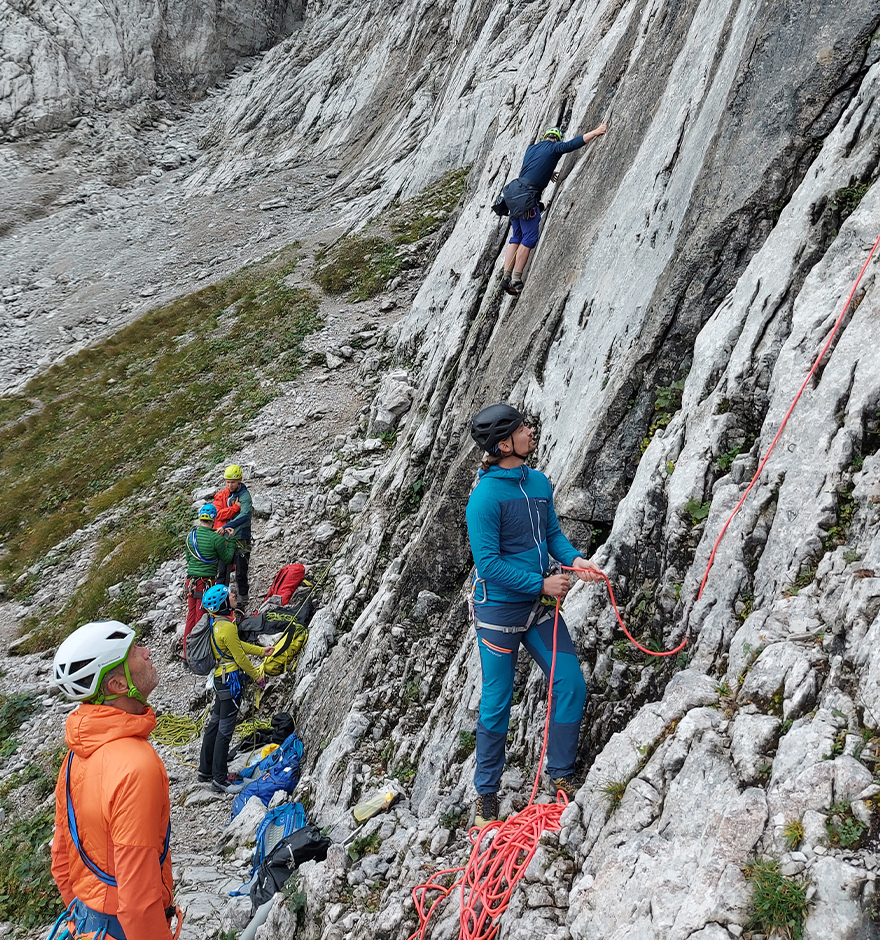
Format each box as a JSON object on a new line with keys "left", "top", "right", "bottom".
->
{"left": 407, "top": 595, "right": 568, "bottom": 940}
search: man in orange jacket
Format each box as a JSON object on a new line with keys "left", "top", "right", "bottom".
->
{"left": 51, "top": 621, "right": 179, "bottom": 940}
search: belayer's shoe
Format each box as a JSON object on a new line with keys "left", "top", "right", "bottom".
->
{"left": 474, "top": 792, "right": 500, "bottom": 828}
{"left": 505, "top": 280, "right": 524, "bottom": 297}
{"left": 551, "top": 775, "right": 578, "bottom": 799}
{"left": 211, "top": 780, "right": 238, "bottom": 795}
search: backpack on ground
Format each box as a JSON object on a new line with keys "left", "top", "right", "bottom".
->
{"left": 252, "top": 803, "right": 309, "bottom": 873}
{"left": 232, "top": 731, "right": 304, "bottom": 818}
{"left": 230, "top": 712, "right": 295, "bottom": 759}
{"left": 262, "top": 620, "right": 309, "bottom": 677}
{"left": 182, "top": 614, "right": 220, "bottom": 675}
{"left": 263, "top": 563, "right": 307, "bottom": 606}
{"left": 248, "top": 823, "right": 330, "bottom": 912}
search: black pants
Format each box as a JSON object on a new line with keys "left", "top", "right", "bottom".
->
{"left": 219, "top": 545, "right": 250, "bottom": 597}
{"left": 199, "top": 676, "right": 241, "bottom": 784}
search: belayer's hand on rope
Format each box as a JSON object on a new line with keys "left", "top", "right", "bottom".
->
{"left": 562, "top": 563, "right": 687, "bottom": 657}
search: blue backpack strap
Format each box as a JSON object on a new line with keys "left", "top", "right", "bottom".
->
{"left": 65, "top": 752, "right": 171, "bottom": 885}
{"left": 187, "top": 528, "right": 213, "bottom": 564}
{"left": 66, "top": 752, "right": 116, "bottom": 887}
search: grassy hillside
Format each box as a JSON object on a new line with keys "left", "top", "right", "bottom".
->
{"left": 0, "top": 246, "right": 322, "bottom": 650}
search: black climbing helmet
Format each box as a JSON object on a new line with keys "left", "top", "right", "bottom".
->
{"left": 470, "top": 403, "right": 525, "bottom": 452}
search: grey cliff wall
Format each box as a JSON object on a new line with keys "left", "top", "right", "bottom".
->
{"left": 5, "top": 0, "right": 880, "bottom": 936}
{"left": 0, "top": 0, "right": 302, "bottom": 138}
{"left": 181, "top": 0, "right": 880, "bottom": 936}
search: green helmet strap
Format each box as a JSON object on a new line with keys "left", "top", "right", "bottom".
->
{"left": 92, "top": 656, "right": 147, "bottom": 706}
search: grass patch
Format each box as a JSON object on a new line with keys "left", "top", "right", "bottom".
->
{"left": 823, "top": 482, "right": 856, "bottom": 552}
{"left": 745, "top": 858, "right": 809, "bottom": 940}
{"left": 0, "top": 807, "right": 60, "bottom": 927}
{"left": 314, "top": 168, "right": 469, "bottom": 300}
{"left": 831, "top": 182, "right": 870, "bottom": 220}
{"left": 685, "top": 497, "right": 711, "bottom": 525}
{"left": 0, "top": 693, "right": 41, "bottom": 757}
{"left": 825, "top": 802, "right": 866, "bottom": 849}
{"left": 348, "top": 832, "right": 381, "bottom": 862}
{"left": 783, "top": 819, "right": 804, "bottom": 850}
{"left": 717, "top": 446, "right": 743, "bottom": 472}
{"left": 456, "top": 730, "right": 476, "bottom": 761}
{"left": 599, "top": 776, "right": 628, "bottom": 811}
{"left": 640, "top": 379, "right": 685, "bottom": 454}
{"left": 0, "top": 246, "right": 323, "bottom": 649}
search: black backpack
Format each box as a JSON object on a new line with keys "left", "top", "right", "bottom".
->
{"left": 249, "top": 824, "right": 331, "bottom": 912}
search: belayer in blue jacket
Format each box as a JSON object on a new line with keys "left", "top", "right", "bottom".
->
{"left": 465, "top": 403, "right": 603, "bottom": 827}
{"left": 501, "top": 123, "right": 606, "bottom": 296}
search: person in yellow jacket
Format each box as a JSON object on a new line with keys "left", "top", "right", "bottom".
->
{"left": 197, "top": 584, "right": 274, "bottom": 793}
{"left": 50, "top": 621, "right": 179, "bottom": 940}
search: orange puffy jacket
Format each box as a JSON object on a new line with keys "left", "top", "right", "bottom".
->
{"left": 51, "top": 705, "right": 174, "bottom": 940}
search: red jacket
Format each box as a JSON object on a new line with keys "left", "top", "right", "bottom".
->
{"left": 51, "top": 705, "right": 174, "bottom": 940}
{"left": 213, "top": 487, "right": 241, "bottom": 530}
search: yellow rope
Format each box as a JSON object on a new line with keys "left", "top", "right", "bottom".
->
{"left": 151, "top": 705, "right": 210, "bottom": 747}
{"left": 236, "top": 716, "right": 272, "bottom": 740}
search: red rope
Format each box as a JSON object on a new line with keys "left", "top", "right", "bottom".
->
{"left": 698, "top": 227, "right": 880, "bottom": 599}
{"left": 407, "top": 600, "right": 568, "bottom": 940}
{"left": 561, "top": 565, "right": 687, "bottom": 657}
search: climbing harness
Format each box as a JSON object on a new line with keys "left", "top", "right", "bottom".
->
{"left": 698, "top": 227, "right": 880, "bottom": 599}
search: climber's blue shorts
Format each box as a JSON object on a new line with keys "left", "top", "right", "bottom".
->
{"left": 509, "top": 206, "right": 541, "bottom": 249}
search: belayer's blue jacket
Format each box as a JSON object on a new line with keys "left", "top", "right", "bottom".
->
{"left": 466, "top": 464, "right": 581, "bottom": 627}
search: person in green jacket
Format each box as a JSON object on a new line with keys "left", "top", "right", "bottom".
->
{"left": 183, "top": 504, "right": 235, "bottom": 645}
{"left": 197, "top": 584, "right": 274, "bottom": 793}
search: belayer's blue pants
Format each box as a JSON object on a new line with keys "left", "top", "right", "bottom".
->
{"left": 474, "top": 612, "right": 586, "bottom": 794}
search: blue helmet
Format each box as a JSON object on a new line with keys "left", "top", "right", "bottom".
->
{"left": 202, "top": 584, "right": 230, "bottom": 613}
{"left": 198, "top": 503, "right": 217, "bottom": 522}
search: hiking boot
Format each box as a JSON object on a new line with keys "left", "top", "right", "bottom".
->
{"left": 505, "top": 280, "right": 524, "bottom": 297}
{"left": 550, "top": 775, "right": 578, "bottom": 799}
{"left": 474, "top": 792, "right": 500, "bottom": 828}
{"left": 199, "top": 771, "right": 242, "bottom": 785}
{"left": 211, "top": 780, "right": 237, "bottom": 794}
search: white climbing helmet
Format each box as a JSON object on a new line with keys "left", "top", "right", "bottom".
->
{"left": 52, "top": 621, "right": 137, "bottom": 703}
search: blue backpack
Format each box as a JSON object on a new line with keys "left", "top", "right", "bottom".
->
{"left": 229, "top": 802, "right": 308, "bottom": 897}
{"left": 231, "top": 732, "right": 304, "bottom": 819}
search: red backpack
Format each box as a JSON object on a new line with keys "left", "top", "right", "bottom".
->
{"left": 264, "top": 564, "right": 307, "bottom": 605}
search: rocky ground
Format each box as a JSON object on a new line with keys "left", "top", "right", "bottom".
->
{"left": 0, "top": 238, "right": 424, "bottom": 938}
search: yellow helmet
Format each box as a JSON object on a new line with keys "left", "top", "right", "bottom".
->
{"left": 224, "top": 464, "right": 243, "bottom": 481}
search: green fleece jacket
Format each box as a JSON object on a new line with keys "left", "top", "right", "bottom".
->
{"left": 211, "top": 616, "right": 264, "bottom": 680}
{"left": 185, "top": 524, "right": 235, "bottom": 577}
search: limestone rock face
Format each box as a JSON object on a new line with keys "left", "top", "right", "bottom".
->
{"left": 0, "top": 0, "right": 302, "bottom": 139}
{"left": 5, "top": 0, "right": 880, "bottom": 934}
{"left": 204, "top": 0, "right": 880, "bottom": 936}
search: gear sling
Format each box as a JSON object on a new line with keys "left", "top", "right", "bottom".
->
{"left": 46, "top": 753, "right": 181, "bottom": 940}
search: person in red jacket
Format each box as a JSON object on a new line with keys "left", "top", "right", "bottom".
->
{"left": 51, "top": 621, "right": 180, "bottom": 940}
